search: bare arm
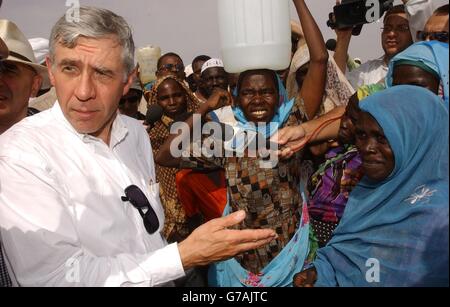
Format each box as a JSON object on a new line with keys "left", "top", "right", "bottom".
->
{"left": 293, "top": 0, "right": 329, "bottom": 120}
{"left": 334, "top": 28, "right": 353, "bottom": 74}
{"left": 155, "top": 89, "right": 232, "bottom": 168}
{"left": 271, "top": 106, "right": 345, "bottom": 159}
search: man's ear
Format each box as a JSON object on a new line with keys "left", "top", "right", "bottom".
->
{"left": 46, "top": 56, "right": 56, "bottom": 87}
{"left": 122, "top": 68, "right": 136, "bottom": 96}
{"left": 30, "top": 74, "right": 43, "bottom": 98}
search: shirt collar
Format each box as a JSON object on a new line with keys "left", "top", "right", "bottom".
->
{"left": 51, "top": 102, "right": 128, "bottom": 148}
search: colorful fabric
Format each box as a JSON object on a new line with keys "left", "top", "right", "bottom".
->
{"left": 386, "top": 41, "right": 449, "bottom": 109}
{"left": 181, "top": 74, "right": 311, "bottom": 276}
{"left": 357, "top": 83, "right": 386, "bottom": 101}
{"left": 286, "top": 46, "right": 355, "bottom": 118}
{"left": 148, "top": 76, "right": 201, "bottom": 241}
{"left": 208, "top": 196, "right": 312, "bottom": 287}
{"left": 307, "top": 146, "right": 364, "bottom": 225}
{"left": 314, "top": 86, "right": 449, "bottom": 287}
{"left": 176, "top": 169, "right": 227, "bottom": 221}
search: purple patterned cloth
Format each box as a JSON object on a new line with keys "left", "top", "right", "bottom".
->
{"left": 307, "top": 145, "right": 363, "bottom": 224}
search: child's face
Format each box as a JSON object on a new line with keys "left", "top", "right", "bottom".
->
{"left": 338, "top": 95, "right": 360, "bottom": 145}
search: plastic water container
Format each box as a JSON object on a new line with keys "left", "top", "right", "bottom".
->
{"left": 136, "top": 46, "right": 161, "bottom": 84}
{"left": 217, "top": 0, "right": 292, "bottom": 73}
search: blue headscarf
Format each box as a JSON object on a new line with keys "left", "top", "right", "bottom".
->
{"left": 314, "top": 85, "right": 449, "bottom": 287}
{"left": 386, "top": 41, "right": 449, "bottom": 109}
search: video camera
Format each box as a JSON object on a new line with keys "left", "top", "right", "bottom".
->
{"left": 327, "top": 0, "right": 394, "bottom": 36}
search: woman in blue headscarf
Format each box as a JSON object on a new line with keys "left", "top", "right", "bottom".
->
{"left": 294, "top": 85, "right": 449, "bottom": 287}
{"left": 385, "top": 40, "right": 449, "bottom": 109}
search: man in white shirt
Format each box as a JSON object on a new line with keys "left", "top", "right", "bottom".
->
{"left": 334, "top": 1, "right": 434, "bottom": 89}
{"left": 0, "top": 6, "right": 276, "bottom": 287}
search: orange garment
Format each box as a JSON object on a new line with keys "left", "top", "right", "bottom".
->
{"left": 176, "top": 169, "right": 227, "bottom": 221}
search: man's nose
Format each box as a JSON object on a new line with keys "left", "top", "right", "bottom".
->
{"left": 75, "top": 72, "right": 95, "bottom": 101}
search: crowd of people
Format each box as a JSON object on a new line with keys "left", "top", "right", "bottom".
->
{"left": 0, "top": 0, "right": 448, "bottom": 287}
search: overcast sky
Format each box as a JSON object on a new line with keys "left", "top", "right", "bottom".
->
{"left": 1, "top": 0, "right": 446, "bottom": 64}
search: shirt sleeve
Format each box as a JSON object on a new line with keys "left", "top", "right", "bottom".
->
{"left": 0, "top": 153, "right": 185, "bottom": 287}
{"left": 404, "top": 0, "right": 434, "bottom": 42}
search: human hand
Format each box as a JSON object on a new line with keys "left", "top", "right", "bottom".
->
{"left": 270, "top": 125, "right": 307, "bottom": 160}
{"left": 178, "top": 210, "right": 277, "bottom": 269}
{"left": 293, "top": 267, "right": 317, "bottom": 287}
{"left": 206, "top": 88, "right": 233, "bottom": 112}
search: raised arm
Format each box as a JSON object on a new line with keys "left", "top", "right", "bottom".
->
{"left": 293, "top": 0, "right": 329, "bottom": 119}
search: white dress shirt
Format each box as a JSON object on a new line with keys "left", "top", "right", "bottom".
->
{"left": 0, "top": 103, "right": 185, "bottom": 287}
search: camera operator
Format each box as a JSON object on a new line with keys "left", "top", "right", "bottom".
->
{"left": 334, "top": 0, "right": 434, "bottom": 89}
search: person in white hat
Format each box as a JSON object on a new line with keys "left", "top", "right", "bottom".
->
{"left": 118, "top": 77, "right": 145, "bottom": 120}
{"left": 0, "top": 4, "right": 12, "bottom": 288}
{"left": 184, "top": 63, "right": 196, "bottom": 92}
{"left": 0, "top": 6, "right": 275, "bottom": 287}
{"left": 200, "top": 58, "right": 229, "bottom": 99}
{"left": 0, "top": 19, "right": 49, "bottom": 134}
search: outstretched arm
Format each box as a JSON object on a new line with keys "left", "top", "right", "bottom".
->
{"left": 155, "top": 89, "right": 232, "bottom": 168}
{"left": 271, "top": 106, "right": 345, "bottom": 159}
{"left": 293, "top": 0, "right": 329, "bottom": 119}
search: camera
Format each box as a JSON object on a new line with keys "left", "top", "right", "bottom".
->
{"left": 327, "top": 0, "right": 394, "bottom": 36}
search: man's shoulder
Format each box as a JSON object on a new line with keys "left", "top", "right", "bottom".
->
{"left": 0, "top": 110, "right": 60, "bottom": 154}
{"left": 119, "top": 114, "right": 147, "bottom": 136}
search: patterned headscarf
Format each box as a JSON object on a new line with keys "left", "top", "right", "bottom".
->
{"left": 147, "top": 75, "right": 200, "bottom": 111}
{"left": 286, "top": 46, "right": 355, "bottom": 119}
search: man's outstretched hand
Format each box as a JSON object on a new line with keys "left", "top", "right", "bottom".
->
{"left": 178, "top": 210, "right": 277, "bottom": 270}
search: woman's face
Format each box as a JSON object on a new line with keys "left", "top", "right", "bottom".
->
{"left": 157, "top": 79, "right": 188, "bottom": 118}
{"left": 355, "top": 111, "right": 395, "bottom": 182}
{"left": 392, "top": 65, "right": 440, "bottom": 95}
{"left": 338, "top": 94, "right": 360, "bottom": 145}
{"left": 237, "top": 72, "right": 278, "bottom": 123}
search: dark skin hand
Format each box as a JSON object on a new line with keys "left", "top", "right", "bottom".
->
{"left": 293, "top": 267, "right": 318, "bottom": 287}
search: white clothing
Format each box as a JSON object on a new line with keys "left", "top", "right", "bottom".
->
{"left": 0, "top": 103, "right": 185, "bottom": 287}
{"left": 345, "top": 0, "right": 433, "bottom": 89}
{"left": 405, "top": 0, "right": 435, "bottom": 42}
{"left": 346, "top": 57, "right": 387, "bottom": 89}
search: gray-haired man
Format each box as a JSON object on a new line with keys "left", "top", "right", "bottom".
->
{"left": 0, "top": 6, "right": 276, "bottom": 287}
